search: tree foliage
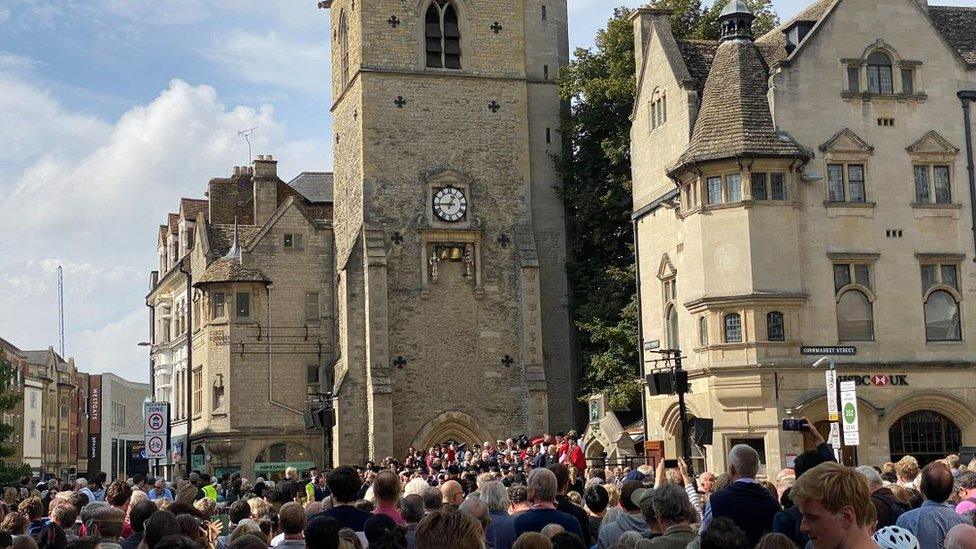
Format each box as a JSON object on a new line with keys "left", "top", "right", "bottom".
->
{"left": 0, "top": 353, "right": 28, "bottom": 483}
{"left": 556, "top": 2, "right": 779, "bottom": 410}
{"left": 650, "top": 0, "right": 780, "bottom": 40}
{"left": 556, "top": 8, "right": 639, "bottom": 410}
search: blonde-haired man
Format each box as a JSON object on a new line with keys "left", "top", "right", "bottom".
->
{"left": 791, "top": 462, "right": 878, "bottom": 549}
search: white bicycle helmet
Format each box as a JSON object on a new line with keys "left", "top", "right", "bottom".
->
{"left": 873, "top": 526, "right": 920, "bottom": 549}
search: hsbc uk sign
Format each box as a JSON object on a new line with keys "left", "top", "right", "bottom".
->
{"left": 838, "top": 374, "right": 909, "bottom": 387}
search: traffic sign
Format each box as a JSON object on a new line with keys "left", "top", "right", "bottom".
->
{"left": 826, "top": 369, "right": 839, "bottom": 422}
{"left": 144, "top": 402, "right": 169, "bottom": 460}
{"left": 840, "top": 380, "right": 860, "bottom": 446}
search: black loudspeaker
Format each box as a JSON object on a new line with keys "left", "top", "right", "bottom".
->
{"left": 303, "top": 410, "right": 316, "bottom": 430}
{"left": 645, "top": 370, "right": 689, "bottom": 396}
{"left": 691, "top": 418, "right": 714, "bottom": 446}
{"left": 311, "top": 408, "right": 335, "bottom": 430}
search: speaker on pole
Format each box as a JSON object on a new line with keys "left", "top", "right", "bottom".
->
{"left": 691, "top": 418, "right": 714, "bottom": 446}
{"left": 303, "top": 410, "right": 316, "bottom": 430}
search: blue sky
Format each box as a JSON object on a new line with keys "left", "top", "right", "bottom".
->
{"left": 1, "top": 0, "right": 974, "bottom": 381}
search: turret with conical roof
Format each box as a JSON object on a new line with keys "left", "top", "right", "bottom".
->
{"left": 719, "top": 0, "right": 756, "bottom": 42}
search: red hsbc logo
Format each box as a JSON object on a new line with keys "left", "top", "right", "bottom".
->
{"left": 872, "top": 375, "right": 888, "bottom": 387}
{"left": 839, "top": 374, "right": 908, "bottom": 387}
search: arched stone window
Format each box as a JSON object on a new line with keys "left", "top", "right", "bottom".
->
{"left": 425, "top": 1, "right": 461, "bottom": 69}
{"left": 698, "top": 316, "right": 708, "bottom": 347}
{"left": 924, "top": 290, "right": 961, "bottom": 342}
{"left": 666, "top": 305, "right": 679, "bottom": 350}
{"left": 889, "top": 410, "right": 961, "bottom": 465}
{"left": 650, "top": 88, "right": 666, "bottom": 130}
{"left": 339, "top": 10, "right": 350, "bottom": 87}
{"left": 866, "top": 51, "right": 893, "bottom": 94}
{"left": 837, "top": 290, "right": 874, "bottom": 341}
{"left": 724, "top": 313, "right": 742, "bottom": 343}
{"left": 766, "top": 311, "right": 785, "bottom": 342}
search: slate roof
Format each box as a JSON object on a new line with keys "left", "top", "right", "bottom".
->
{"left": 180, "top": 198, "right": 209, "bottom": 223}
{"left": 0, "top": 336, "right": 21, "bottom": 355}
{"left": 755, "top": 0, "right": 835, "bottom": 66}
{"left": 669, "top": 38, "right": 810, "bottom": 176}
{"left": 207, "top": 224, "right": 264, "bottom": 257}
{"left": 168, "top": 213, "right": 180, "bottom": 235}
{"left": 21, "top": 350, "right": 52, "bottom": 366}
{"left": 288, "top": 172, "right": 334, "bottom": 204}
{"left": 676, "top": 40, "right": 719, "bottom": 96}
{"left": 195, "top": 258, "right": 269, "bottom": 286}
{"left": 929, "top": 6, "right": 976, "bottom": 65}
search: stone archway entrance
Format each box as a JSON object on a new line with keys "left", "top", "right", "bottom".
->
{"left": 410, "top": 411, "right": 494, "bottom": 450}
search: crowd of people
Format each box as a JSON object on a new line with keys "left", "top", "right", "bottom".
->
{"left": 0, "top": 425, "right": 975, "bottom": 549}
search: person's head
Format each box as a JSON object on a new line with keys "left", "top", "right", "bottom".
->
{"left": 247, "top": 497, "right": 272, "bottom": 520}
{"left": 228, "top": 500, "right": 251, "bottom": 525}
{"left": 422, "top": 486, "right": 443, "bottom": 513}
{"left": 540, "top": 524, "right": 564, "bottom": 538}
{"left": 526, "top": 468, "right": 557, "bottom": 505}
{"left": 945, "top": 523, "right": 976, "bottom": 549}
{"left": 404, "top": 477, "right": 430, "bottom": 498}
{"left": 895, "top": 456, "right": 920, "bottom": 483}
{"left": 698, "top": 471, "right": 716, "bottom": 493}
{"left": 143, "top": 510, "right": 181, "bottom": 549}
{"left": 699, "top": 517, "right": 749, "bottom": 549}
{"left": 755, "top": 532, "right": 800, "bottom": 549}
{"left": 153, "top": 534, "right": 199, "bottom": 549}
{"left": 10, "top": 536, "right": 37, "bottom": 549}
{"left": 175, "top": 514, "right": 202, "bottom": 543}
{"left": 583, "top": 484, "right": 609, "bottom": 515}
{"left": 458, "top": 497, "right": 490, "bottom": 531}
{"left": 193, "top": 497, "right": 216, "bottom": 518}
{"left": 52, "top": 504, "right": 78, "bottom": 529}
{"left": 794, "top": 449, "right": 832, "bottom": 480}
{"left": 512, "top": 532, "right": 552, "bottom": 549}
{"left": 727, "top": 444, "right": 760, "bottom": 480}
{"left": 440, "top": 480, "right": 463, "bottom": 506}
{"left": 919, "top": 461, "right": 954, "bottom": 503}
{"left": 618, "top": 481, "right": 642, "bottom": 513}
{"left": 478, "top": 480, "right": 509, "bottom": 513}
{"left": 18, "top": 497, "right": 43, "bottom": 521}
{"left": 153, "top": 479, "right": 166, "bottom": 492}
{"left": 855, "top": 466, "right": 883, "bottom": 493}
{"left": 90, "top": 505, "right": 126, "bottom": 540}
{"left": 278, "top": 502, "right": 306, "bottom": 536}
{"left": 67, "top": 493, "right": 88, "bottom": 514}
{"left": 648, "top": 483, "right": 696, "bottom": 528}
{"left": 129, "top": 500, "right": 158, "bottom": 534}
{"left": 508, "top": 484, "right": 528, "bottom": 509}
{"left": 105, "top": 480, "right": 132, "bottom": 509}
{"left": 229, "top": 520, "right": 262, "bottom": 544}
{"left": 549, "top": 531, "right": 584, "bottom": 549}
{"left": 400, "top": 494, "right": 425, "bottom": 525}
{"left": 372, "top": 470, "right": 401, "bottom": 505}
{"left": 956, "top": 471, "right": 976, "bottom": 500}
{"left": 2, "top": 512, "right": 28, "bottom": 535}
{"left": 791, "top": 462, "right": 875, "bottom": 548}
{"left": 303, "top": 515, "right": 340, "bottom": 549}
{"left": 326, "top": 466, "right": 361, "bottom": 505}
{"left": 229, "top": 532, "right": 270, "bottom": 549}
{"left": 414, "top": 508, "right": 484, "bottom": 549}
{"left": 546, "top": 464, "right": 570, "bottom": 494}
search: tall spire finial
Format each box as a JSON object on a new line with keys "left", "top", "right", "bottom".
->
{"left": 718, "top": 0, "right": 755, "bottom": 42}
{"left": 222, "top": 217, "right": 241, "bottom": 261}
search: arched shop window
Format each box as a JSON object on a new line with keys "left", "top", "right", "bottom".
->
{"left": 254, "top": 442, "right": 316, "bottom": 481}
{"left": 889, "top": 410, "right": 961, "bottom": 466}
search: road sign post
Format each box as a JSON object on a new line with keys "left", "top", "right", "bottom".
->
{"left": 144, "top": 402, "right": 169, "bottom": 461}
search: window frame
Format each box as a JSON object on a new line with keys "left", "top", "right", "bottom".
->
{"left": 833, "top": 262, "right": 876, "bottom": 342}
{"left": 235, "top": 292, "right": 251, "bottom": 319}
{"left": 723, "top": 313, "right": 743, "bottom": 344}
{"left": 698, "top": 316, "right": 708, "bottom": 347}
{"left": 826, "top": 163, "right": 867, "bottom": 204}
{"left": 920, "top": 262, "right": 962, "bottom": 342}
{"left": 913, "top": 164, "right": 952, "bottom": 205}
{"left": 305, "top": 292, "right": 321, "bottom": 325}
{"left": 766, "top": 311, "right": 786, "bottom": 342}
{"left": 424, "top": 0, "right": 462, "bottom": 70}
{"left": 212, "top": 292, "right": 226, "bottom": 320}
{"left": 338, "top": 9, "right": 350, "bottom": 88}
{"left": 866, "top": 51, "right": 894, "bottom": 95}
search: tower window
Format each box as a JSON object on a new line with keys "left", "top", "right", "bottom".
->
{"left": 546, "top": 128, "right": 551, "bottom": 144}
{"left": 425, "top": 1, "right": 461, "bottom": 69}
{"left": 542, "top": 5, "right": 547, "bottom": 21}
{"left": 339, "top": 10, "right": 350, "bottom": 87}
{"left": 543, "top": 64, "right": 549, "bottom": 80}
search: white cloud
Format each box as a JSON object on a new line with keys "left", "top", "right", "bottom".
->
{"left": 0, "top": 77, "right": 321, "bottom": 381}
{"left": 207, "top": 29, "right": 330, "bottom": 96}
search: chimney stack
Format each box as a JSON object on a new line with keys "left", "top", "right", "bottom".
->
{"left": 252, "top": 154, "right": 279, "bottom": 225}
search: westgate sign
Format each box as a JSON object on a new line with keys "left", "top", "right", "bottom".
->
{"left": 838, "top": 374, "right": 909, "bottom": 387}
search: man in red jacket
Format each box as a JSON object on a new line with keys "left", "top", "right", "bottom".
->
{"left": 563, "top": 435, "right": 586, "bottom": 473}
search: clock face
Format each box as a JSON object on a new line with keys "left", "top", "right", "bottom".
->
{"left": 433, "top": 186, "right": 467, "bottom": 222}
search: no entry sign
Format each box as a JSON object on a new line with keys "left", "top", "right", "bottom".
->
{"left": 144, "top": 402, "right": 169, "bottom": 460}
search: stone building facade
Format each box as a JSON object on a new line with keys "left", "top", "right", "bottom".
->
{"left": 149, "top": 160, "right": 336, "bottom": 480}
{"left": 320, "top": 0, "right": 577, "bottom": 463}
{"left": 631, "top": 0, "right": 976, "bottom": 476}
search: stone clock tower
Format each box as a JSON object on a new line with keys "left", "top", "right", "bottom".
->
{"left": 320, "top": 0, "right": 575, "bottom": 463}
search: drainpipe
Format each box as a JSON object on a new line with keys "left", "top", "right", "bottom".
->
{"left": 957, "top": 90, "right": 976, "bottom": 261}
{"left": 266, "top": 285, "right": 303, "bottom": 415}
{"left": 632, "top": 216, "right": 649, "bottom": 444}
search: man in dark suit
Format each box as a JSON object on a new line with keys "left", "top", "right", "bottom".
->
{"left": 700, "top": 443, "right": 781, "bottom": 546}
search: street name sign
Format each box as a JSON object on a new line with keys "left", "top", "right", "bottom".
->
{"left": 801, "top": 346, "right": 857, "bottom": 356}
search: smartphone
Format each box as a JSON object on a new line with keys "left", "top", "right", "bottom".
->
{"left": 214, "top": 514, "right": 231, "bottom": 536}
{"left": 664, "top": 459, "right": 679, "bottom": 468}
{"left": 782, "top": 418, "right": 809, "bottom": 432}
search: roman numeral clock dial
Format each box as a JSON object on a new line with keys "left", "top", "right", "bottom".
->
{"left": 433, "top": 186, "right": 467, "bottom": 222}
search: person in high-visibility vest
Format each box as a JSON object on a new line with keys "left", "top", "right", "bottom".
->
{"left": 202, "top": 480, "right": 218, "bottom": 502}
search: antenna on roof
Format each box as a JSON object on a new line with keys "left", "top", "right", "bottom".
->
{"left": 237, "top": 127, "right": 258, "bottom": 163}
{"left": 57, "top": 265, "right": 65, "bottom": 357}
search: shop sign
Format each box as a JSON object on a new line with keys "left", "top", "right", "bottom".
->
{"left": 802, "top": 346, "right": 857, "bottom": 356}
{"left": 840, "top": 381, "right": 859, "bottom": 446}
{"left": 253, "top": 461, "right": 316, "bottom": 474}
{"left": 838, "top": 375, "right": 908, "bottom": 387}
{"left": 191, "top": 453, "right": 205, "bottom": 471}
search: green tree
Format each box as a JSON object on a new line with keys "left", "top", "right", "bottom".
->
{"left": 650, "top": 0, "right": 779, "bottom": 40}
{"left": 0, "top": 354, "right": 28, "bottom": 483}
{"left": 556, "top": 8, "right": 639, "bottom": 409}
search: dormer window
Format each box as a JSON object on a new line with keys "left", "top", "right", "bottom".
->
{"left": 866, "top": 52, "right": 893, "bottom": 94}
